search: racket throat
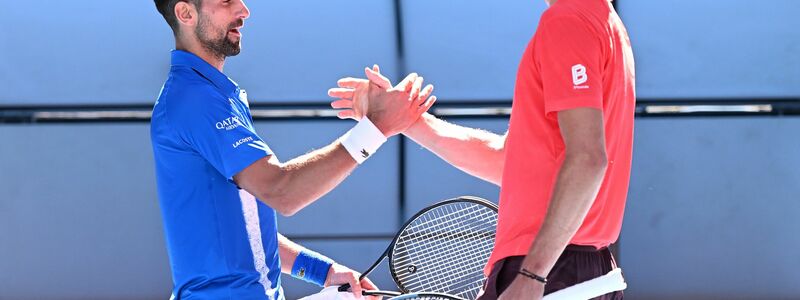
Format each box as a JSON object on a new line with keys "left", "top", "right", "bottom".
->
{"left": 360, "top": 250, "right": 390, "bottom": 281}
{"left": 337, "top": 247, "right": 392, "bottom": 292}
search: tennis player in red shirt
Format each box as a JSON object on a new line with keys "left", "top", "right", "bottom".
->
{"left": 330, "top": 0, "right": 635, "bottom": 298}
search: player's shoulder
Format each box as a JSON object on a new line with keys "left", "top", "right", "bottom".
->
{"left": 167, "top": 67, "right": 225, "bottom": 98}
{"left": 154, "top": 71, "right": 234, "bottom": 131}
{"left": 161, "top": 68, "right": 229, "bottom": 110}
{"left": 539, "top": 5, "right": 585, "bottom": 29}
{"left": 537, "top": 5, "right": 605, "bottom": 42}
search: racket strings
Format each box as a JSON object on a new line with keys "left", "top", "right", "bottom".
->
{"left": 388, "top": 293, "right": 465, "bottom": 300}
{"left": 390, "top": 202, "right": 497, "bottom": 299}
{"left": 396, "top": 205, "right": 495, "bottom": 266}
{"left": 399, "top": 205, "right": 494, "bottom": 299}
{"left": 395, "top": 205, "right": 495, "bottom": 256}
{"left": 393, "top": 214, "right": 494, "bottom": 268}
{"left": 394, "top": 207, "right": 492, "bottom": 273}
{"left": 395, "top": 210, "right": 495, "bottom": 291}
{"left": 400, "top": 204, "right": 489, "bottom": 232}
{"left": 390, "top": 295, "right": 462, "bottom": 300}
{"left": 400, "top": 210, "right": 494, "bottom": 298}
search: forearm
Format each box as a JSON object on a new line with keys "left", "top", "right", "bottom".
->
{"left": 521, "top": 154, "right": 608, "bottom": 276}
{"left": 270, "top": 141, "right": 357, "bottom": 215}
{"left": 278, "top": 233, "right": 303, "bottom": 274}
{"left": 404, "top": 113, "right": 506, "bottom": 185}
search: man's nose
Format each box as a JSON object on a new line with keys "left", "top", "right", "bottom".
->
{"left": 238, "top": 0, "right": 251, "bottom": 20}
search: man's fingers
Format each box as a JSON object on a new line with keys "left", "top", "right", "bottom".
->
{"left": 404, "top": 75, "right": 421, "bottom": 94}
{"left": 348, "top": 274, "right": 363, "bottom": 298}
{"left": 360, "top": 277, "right": 380, "bottom": 300}
{"left": 330, "top": 99, "right": 353, "bottom": 109}
{"left": 412, "top": 84, "right": 433, "bottom": 107}
{"left": 419, "top": 95, "right": 437, "bottom": 112}
{"left": 372, "top": 64, "right": 380, "bottom": 73}
{"left": 328, "top": 88, "right": 355, "bottom": 99}
{"left": 416, "top": 84, "right": 434, "bottom": 106}
{"left": 365, "top": 67, "right": 392, "bottom": 90}
{"left": 337, "top": 77, "right": 367, "bottom": 88}
{"left": 409, "top": 76, "right": 424, "bottom": 101}
{"left": 337, "top": 110, "right": 356, "bottom": 120}
{"left": 393, "top": 72, "right": 418, "bottom": 92}
{"left": 360, "top": 277, "right": 378, "bottom": 290}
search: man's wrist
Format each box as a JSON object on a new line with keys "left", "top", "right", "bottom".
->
{"left": 291, "top": 250, "right": 334, "bottom": 287}
{"left": 324, "top": 263, "right": 336, "bottom": 286}
{"left": 364, "top": 112, "right": 390, "bottom": 137}
{"left": 404, "top": 112, "right": 433, "bottom": 139}
{"left": 341, "top": 117, "right": 388, "bottom": 164}
{"left": 519, "top": 256, "right": 552, "bottom": 282}
{"left": 519, "top": 268, "right": 548, "bottom": 284}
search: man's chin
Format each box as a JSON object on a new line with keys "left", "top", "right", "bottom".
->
{"left": 227, "top": 38, "right": 242, "bottom": 56}
{"left": 230, "top": 44, "right": 242, "bottom": 56}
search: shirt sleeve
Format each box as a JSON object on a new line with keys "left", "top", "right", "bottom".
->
{"left": 168, "top": 89, "right": 272, "bottom": 180}
{"left": 536, "top": 15, "right": 604, "bottom": 117}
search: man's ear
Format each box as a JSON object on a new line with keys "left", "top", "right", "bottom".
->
{"left": 174, "top": 1, "right": 198, "bottom": 28}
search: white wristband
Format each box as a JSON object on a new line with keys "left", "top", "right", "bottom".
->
{"left": 341, "top": 117, "right": 387, "bottom": 164}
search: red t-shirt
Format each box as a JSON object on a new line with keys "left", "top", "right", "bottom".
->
{"left": 487, "top": 0, "right": 636, "bottom": 274}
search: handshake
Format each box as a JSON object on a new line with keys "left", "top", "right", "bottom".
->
{"left": 327, "top": 65, "right": 437, "bottom": 138}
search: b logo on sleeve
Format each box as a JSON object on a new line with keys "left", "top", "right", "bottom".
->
{"left": 571, "top": 64, "right": 589, "bottom": 89}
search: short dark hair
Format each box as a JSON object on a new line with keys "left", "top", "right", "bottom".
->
{"left": 154, "top": 0, "right": 202, "bottom": 34}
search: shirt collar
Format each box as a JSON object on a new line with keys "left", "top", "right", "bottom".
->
{"left": 170, "top": 50, "right": 239, "bottom": 96}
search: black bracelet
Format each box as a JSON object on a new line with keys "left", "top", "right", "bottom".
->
{"left": 519, "top": 268, "right": 548, "bottom": 284}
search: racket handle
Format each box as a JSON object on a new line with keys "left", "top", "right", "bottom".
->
{"left": 337, "top": 284, "right": 351, "bottom": 292}
{"left": 336, "top": 286, "right": 402, "bottom": 297}
{"left": 362, "top": 290, "right": 401, "bottom": 297}
{"left": 337, "top": 271, "right": 371, "bottom": 292}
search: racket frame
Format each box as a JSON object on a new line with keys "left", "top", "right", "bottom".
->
{"left": 339, "top": 196, "right": 498, "bottom": 297}
{"left": 387, "top": 291, "right": 470, "bottom": 300}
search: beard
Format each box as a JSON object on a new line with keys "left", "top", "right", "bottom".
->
{"left": 195, "top": 14, "right": 242, "bottom": 59}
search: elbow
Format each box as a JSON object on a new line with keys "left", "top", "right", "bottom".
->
{"left": 257, "top": 184, "right": 301, "bottom": 217}
{"left": 276, "top": 203, "right": 300, "bottom": 217}
{"left": 591, "top": 151, "right": 609, "bottom": 171}
{"left": 480, "top": 138, "right": 506, "bottom": 187}
{"left": 568, "top": 149, "right": 608, "bottom": 174}
{"left": 586, "top": 152, "right": 608, "bottom": 174}
{"left": 277, "top": 195, "right": 304, "bottom": 217}
{"left": 260, "top": 192, "right": 300, "bottom": 217}
{"left": 261, "top": 168, "right": 303, "bottom": 217}
{"left": 492, "top": 147, "right": 506, "bottom": 186}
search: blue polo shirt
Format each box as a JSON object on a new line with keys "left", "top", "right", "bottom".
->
{"left": 151, "top": 50, "right": 284, "bottom": 300}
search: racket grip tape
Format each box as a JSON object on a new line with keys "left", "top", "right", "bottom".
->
{"left": 337, "top": 269, "right": 372, "bottom": 292}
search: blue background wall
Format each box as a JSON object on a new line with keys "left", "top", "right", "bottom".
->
{"left": 1, "top": 0, "right": 799, "bottom": 299}
{"left": 617, "top": 0, "right": 800, "bottom": 99}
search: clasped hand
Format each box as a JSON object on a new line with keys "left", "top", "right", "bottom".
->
{"left": 328, "top": 65, "right": 436, "bottom": 137}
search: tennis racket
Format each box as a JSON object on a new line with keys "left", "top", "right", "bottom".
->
{"left": 339, "top": 196, "right": 499, "bottom": 300}
{"left": 387, "top": 292, "right": 468, "bottom": 300}
{"left": 299, "top": 287, "right": 465, "bottom": 299}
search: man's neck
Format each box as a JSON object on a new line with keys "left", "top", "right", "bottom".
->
{"left": 176, "top": 39, "right": 225, "bottom": 72}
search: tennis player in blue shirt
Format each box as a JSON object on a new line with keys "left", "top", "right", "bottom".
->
{"left": 150, "top": 1, "right": 436, "bottom": 299}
